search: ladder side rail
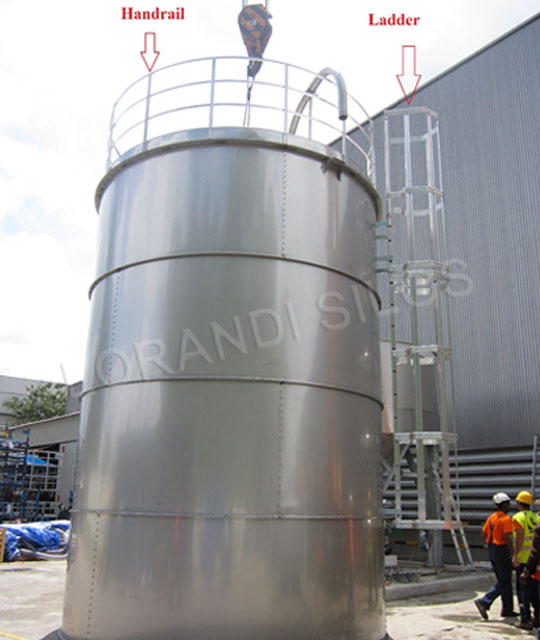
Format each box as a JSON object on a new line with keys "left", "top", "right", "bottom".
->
{"left": 434, "top": 110, "right": 463, "bottom": 520}
{"left": 384, "top": 112, "right": 405, "bottom": 513}
{"left": 459, "top": 526, "right": 474, "bottom": 565}
{"left": 449, "top": 526, "right": 465, "bottom": 566}
{"left": 403, "top": 113, "right": 426, "bottom": 521}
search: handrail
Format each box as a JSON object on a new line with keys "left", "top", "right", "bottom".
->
{"left": 105, "top": 56, "right": 375, "bottom": 184}
{"left": 289, "top": 67, "right": 348, "bottom": 135}
{"left": 114, "top": 77, "right": 348, "bottom": 132}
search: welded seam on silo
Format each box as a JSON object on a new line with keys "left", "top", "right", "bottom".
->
{"left": 72, "top": 509, "right": 384, "bottom": 522}
{"left": 86, "top": 513, "right": 101, "bottom": 639}
{"left": 80, "top": 376, "right": 384, "bottom": 409}
{"left": 281, "top": 152, "right": 287, "bottom": 257}
{"left": 277, "top": 382, "right": 284, "bottom": 515}
{"left": 276, "top": 155, "right": 286, "bottom": 518}
{"left": 88, "top": 252, "right": 381, "bottom": 309}
{"left": 107, "top": 274, "right": 121, "bottom": 385}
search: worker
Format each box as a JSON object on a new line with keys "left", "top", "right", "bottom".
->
{"left": 512, "top": 490, "right": 540, "bottom": 629}
{"left": 474, "top": 492, "right": 516, "bottom": 620}
{"left": 519, "top": 500, "right": 540, "bottom": 640}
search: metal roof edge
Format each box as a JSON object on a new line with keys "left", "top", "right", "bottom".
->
{"left": 8, "top": 411, "right": 80, "bottom": 432}
{"left": 368, "top": 11, "right": 540, "bottom": 122}
{"left": 332, "top": 11, "right": 540, "bottom": 146}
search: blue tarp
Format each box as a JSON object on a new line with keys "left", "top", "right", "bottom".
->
{"left": 2, "top": 520, "right": 70, "bottom": 561}
{"left": 26, "top": 454, "right": 47, "bottom": 466}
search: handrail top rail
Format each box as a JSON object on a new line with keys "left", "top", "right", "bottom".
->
{"left": 114, "top": 56, "right": 370, "bottom": 119}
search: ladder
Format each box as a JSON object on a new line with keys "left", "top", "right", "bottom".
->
{"left": 378, "top": 106, "right": 472, "bottom": 566}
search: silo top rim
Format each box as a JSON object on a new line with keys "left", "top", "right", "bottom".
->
{"left": 95, "top": 126, "right": 382, "bottom": 220}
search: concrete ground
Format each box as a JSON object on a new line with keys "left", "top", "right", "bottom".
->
{"left": 0, "top": 559, "right": 537, "bottom": 640}
{"left": 0, "top": 560, "right": 64, "bottom": 640}
{"left": 387, "top": 591, "right": 537, "bottom": 640}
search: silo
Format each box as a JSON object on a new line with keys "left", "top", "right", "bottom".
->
{"left": 58, "top": 58, "right": 386, "bottom": 640}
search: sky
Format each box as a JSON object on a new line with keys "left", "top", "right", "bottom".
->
{"left": 0, "top": 0, "right": 538, "bottom": 384}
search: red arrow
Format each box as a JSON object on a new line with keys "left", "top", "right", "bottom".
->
{"left": 141, "top": 32, "right": 160, "bottom": 72}
{"left": 396, "top": 45, "right": 422, "bottom": 105}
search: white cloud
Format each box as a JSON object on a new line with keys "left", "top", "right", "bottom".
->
{"left": 0, "top": 232, "right": 90, "bottom": 382}
{"left": 0, "top": 173, "right": 23, "bottom": 223}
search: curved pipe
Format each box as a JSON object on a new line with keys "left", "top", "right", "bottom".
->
{"left": 19, "top": 547, "right": 69, "bottom": 561}
{"left": 289, "top": 67, "right": 348, "bottom": 135}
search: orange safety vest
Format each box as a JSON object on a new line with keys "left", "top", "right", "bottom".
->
{"left": 483, "top": 511, "right": 512, "bottom": 545}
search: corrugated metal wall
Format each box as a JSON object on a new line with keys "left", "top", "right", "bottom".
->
{"left": 364, "top": 15, "right": 540, "bottom": 449}
{"left": 384, "top": 444, "right": 540, "bottom": 559}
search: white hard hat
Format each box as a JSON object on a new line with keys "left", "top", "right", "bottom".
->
{"left": 493, "top": 492, "right": 511, "bottom": 505}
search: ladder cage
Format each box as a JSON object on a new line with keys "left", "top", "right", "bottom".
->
{"left": 378, "top": 107, "right": 470, "bottom": 566}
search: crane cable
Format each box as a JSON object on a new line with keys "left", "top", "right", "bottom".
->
{"left": 243, "top": 77, "right": 254, "bottom": 127}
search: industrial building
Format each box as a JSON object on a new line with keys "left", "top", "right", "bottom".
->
{"left": 1, "top": 378, "right": 80, "bottom": 521}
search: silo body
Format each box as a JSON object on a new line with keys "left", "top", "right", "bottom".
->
{"left": 60, "top": 128, "right": 385, "bottom": 640}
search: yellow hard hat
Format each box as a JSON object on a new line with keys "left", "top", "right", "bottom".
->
{"left": 516, "top": 490, "right": 533, "bottom": 505}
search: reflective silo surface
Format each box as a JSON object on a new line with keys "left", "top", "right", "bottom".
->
{"left": 60, "top": 62, "right": 385, "bottom": 640}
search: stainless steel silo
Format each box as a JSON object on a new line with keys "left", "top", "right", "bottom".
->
{"left": 57, "top": 58, "right": 386, "bottom": 640}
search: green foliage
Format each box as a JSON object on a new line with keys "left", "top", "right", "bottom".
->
{"left": 2, "top": 382, "right": 67, "bottom": 426}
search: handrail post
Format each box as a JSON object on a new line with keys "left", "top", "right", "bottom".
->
{"left": 142, "top": 72, "right": 153, "bottom": 151}
{"left": 106, "top": 102, "right": 117, "bottom": 170}
{"left": 283, "top": 63, "right": 289, "bottom": 133}
{"left": 209, "top": 58, "right": 216, "bottom": 129}
{"left": 368, "top": 122, "right": 376, "bottom": 184}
